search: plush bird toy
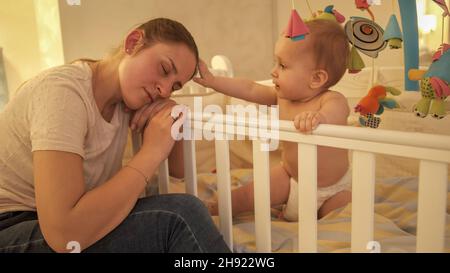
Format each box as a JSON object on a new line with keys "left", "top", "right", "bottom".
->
{"left": 409, "top": 44, "right": 450, "bottom": 119}
{"left": 355, "top": 85, "right": 401, "bottom": 128}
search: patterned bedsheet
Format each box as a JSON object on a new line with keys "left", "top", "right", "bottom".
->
{"left": 156, "top": 169, "right": 450, "bottom": 253}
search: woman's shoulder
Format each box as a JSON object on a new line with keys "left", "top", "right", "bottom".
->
{"left": 10, "top": 62, "right": 96, "bottom": 117}
{"left": 18, "top": 62, "right": 92, "bottom": 98}
{"left": 38, "top": 62, "right": 91, "bottom": 83}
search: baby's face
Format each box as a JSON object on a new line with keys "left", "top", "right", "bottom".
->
{"left": 271, "top": 37, "right": 320, "bottom": 101}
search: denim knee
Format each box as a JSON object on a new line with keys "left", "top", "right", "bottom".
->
{"left": 86, "top": 194, "right": 230, "bottom": 253}
{"left": 133, "top": 194, "right": 209, "bottom": 219}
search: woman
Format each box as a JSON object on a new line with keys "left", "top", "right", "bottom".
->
{"left": 0, "top": 18, "right": 230, "bottom": 253}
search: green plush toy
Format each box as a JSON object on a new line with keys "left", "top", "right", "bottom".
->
{"left": 409, "top": 44, "right": 450, "bottom": 119}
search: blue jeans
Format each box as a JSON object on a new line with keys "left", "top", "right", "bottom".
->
{"left": 0, "top": 194, "right": 230, "bottom": 253}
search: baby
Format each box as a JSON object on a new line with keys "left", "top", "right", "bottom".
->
{"left": 194, "top": 19, "right": 351, "bottom": 220}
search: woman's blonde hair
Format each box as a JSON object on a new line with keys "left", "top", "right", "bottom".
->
{"left": 108, "top": 17, "right": 199, "bottom": 65}
{"left": 74, "top": 18, "right": 199, "bottom": 67}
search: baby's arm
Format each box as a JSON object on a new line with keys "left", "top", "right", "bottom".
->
{"left": 193, "top": 60, "right": 277, "bottom": 106}
{"left": 294, "top": 92, "right": 349, "bottom": 133}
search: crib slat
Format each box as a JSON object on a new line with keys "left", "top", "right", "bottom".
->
{"left": 298, "top": 143, "right": 318, "bottom": 253}
{"left": 183, "top": 139, "right": 198, "bottom": 196}
{"left": 252, "top": 140, "right": 272, "bottom": 252}
{"left": 158, "top": 160, "right": 169, "bottom": 194}
{"left": 215, "top": 140, "right": 233, "bottom": 250}
{"left": 351, "top": 151, "right": 376, "bottom": 253}
{"left": 416, "top": 160, "right": 448, "bottom": 252}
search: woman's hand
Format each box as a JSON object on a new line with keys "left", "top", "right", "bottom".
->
{"left": 129, "top": 99, "right": 175, "bottom": 133}
{"left": 193, "top": 59, "right": 215, "bottom": 88}
{"left": 141, "top": 100, "right": 179, "bottom": 160}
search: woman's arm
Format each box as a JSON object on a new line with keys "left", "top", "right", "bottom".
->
{"left": 194, "top": 60, "right": 277, "bottom": 106}
{"left": 34, "top": 103, "right": 177, "bottom": 253}
{"left": 34, "top": 149, "right": 158, "bottom": 252}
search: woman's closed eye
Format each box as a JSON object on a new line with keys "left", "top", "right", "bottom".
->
{"left": 161, "top": 63, "right": 171, "bottom": 76}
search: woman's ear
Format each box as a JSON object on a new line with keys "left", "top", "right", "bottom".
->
{"left": 309, "top": 69, "right": 328, "bottom": 90}
{"left": 124, "top": 30, "right": 145, "bottom": 55}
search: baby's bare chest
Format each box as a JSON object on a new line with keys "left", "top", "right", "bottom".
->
{"left": 278, "top": 99, "right": 322, "bottom": 120}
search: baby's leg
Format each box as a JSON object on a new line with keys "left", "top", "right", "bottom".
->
{"left": 317, "top": 191, "right": 352, "bottom": 219}
{"left": 224, "top": 163, "right": 291, "bottom": 216}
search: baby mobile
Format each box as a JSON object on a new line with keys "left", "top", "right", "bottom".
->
{"left": 284, "top": 0, "right": 309, "bottom": 41}
{"left": 284, "top": 1, "right": 346, "bottom": 42}
{"left": 287, "top": 0, "right": 402, "bottom": 128}
{"left": 349, "top": 0, "right": 403, "bottom": 128}
{"left": 286, "top": 1, "right": 449, "bottom": 126}
{"left": 408, "top": 0, "right": 450, "bottom": 119}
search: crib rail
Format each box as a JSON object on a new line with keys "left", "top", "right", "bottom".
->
{"left": 149, "top": 112, "right": 449, "bottom": 253}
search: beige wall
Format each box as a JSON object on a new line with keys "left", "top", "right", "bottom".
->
{"left": 421, "top": 0, "right": 450, "bottom": 52}
{"left": 0, "top": 0, "right": 43, "bottom": 97}
{"left": 0, "top": 0, "right": 276, "bottom": 99}
{"left": 58, "top": 0, "right": 275, "bottom": 81}
{"left": 3, "top": 0, "right": 448, "bottom": 100}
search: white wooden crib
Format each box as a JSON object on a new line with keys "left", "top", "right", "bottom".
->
{"left": 133, "top": 56, "right": 450, "bottom": 253}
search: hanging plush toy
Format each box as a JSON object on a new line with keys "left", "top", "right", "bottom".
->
{"left": 383, "top": 14, "right": 403, "bottom": 49}
{"left": 409, "top": 44, "right": 450, "bottom": 119}
{"left": 355, "top": 85, "right": 402, "bottom": 128}
{"left": 345, "top": 16, "right": 387, "bottom": 74}
{"left": 310, "top": 5, "right": 346, "bottom": 23}
{"left": 354, "top": 0, "right": 375, "bottom": 21}
{"left": 285, "top": 5, "right": 309, "bottom": 41}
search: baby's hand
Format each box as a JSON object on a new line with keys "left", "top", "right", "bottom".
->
{"left": 193, "top": 59, "right": 215, "bottom": 88}
{"left": 293, "top": 111, "right": 325, "bottom": 133}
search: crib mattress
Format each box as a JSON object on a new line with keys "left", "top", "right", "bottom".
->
{"left": 162, "top": 169, "right": 450, "bottom": 253}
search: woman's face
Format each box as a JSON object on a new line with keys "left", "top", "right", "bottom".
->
{"left": 118, "top": 42, "right": 197, "bottom": 110}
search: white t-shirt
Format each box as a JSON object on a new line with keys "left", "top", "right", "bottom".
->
{"left": 0, "top": 62, "right": 130, "bottom": 213}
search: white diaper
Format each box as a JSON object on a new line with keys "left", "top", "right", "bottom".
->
{"left": 282, "top": 168, "right": 352, "bottom": 222}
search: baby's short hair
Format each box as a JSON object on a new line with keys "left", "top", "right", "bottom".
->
{"left": 305, "top": 19, "right": 350, "bottom": 89}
